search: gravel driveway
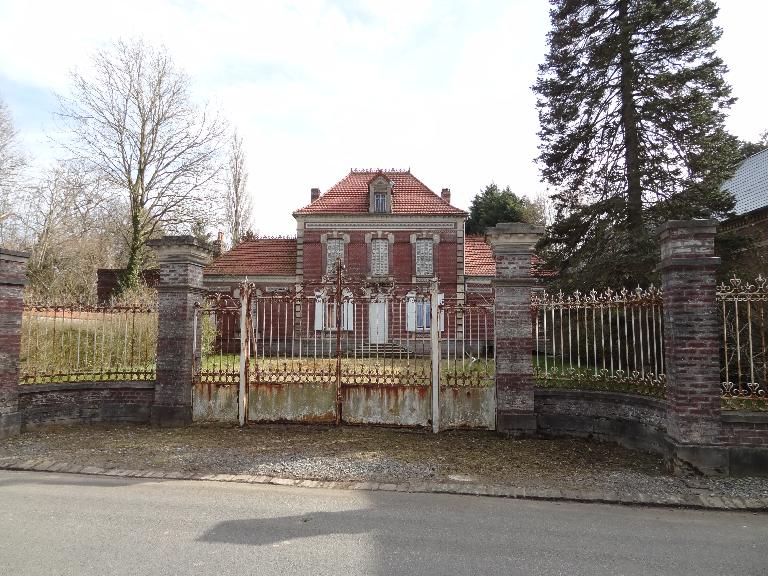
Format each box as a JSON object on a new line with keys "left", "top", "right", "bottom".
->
{"left": 1, "top": 423, "right": 766, "bottom": 500}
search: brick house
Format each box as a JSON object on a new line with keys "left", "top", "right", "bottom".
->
{"left": 204, "top": 168, "right": 504, "bottom": 348}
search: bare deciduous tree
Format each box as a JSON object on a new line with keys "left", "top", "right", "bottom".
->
{"left": 224, "top": 130, "right": 252, "bottom": 247}
{"left": 0, "top": 97, "right": 26, "bottom": 244}
{"left": 58, "top": 39, "right": 225, "bottom": 289}
{"left": 23, "top": 161, "right": 122, "bottom": 303}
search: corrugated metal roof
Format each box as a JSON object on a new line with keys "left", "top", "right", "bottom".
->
{"left": 722, "top": 148, "right": 768, "bottom": 215}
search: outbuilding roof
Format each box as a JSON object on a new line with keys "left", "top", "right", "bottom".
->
{"left": 293, "top": 169, "right": 467, "bottom": 216}
{"left": 722, "top": 148, "right": 768, "bottom": 215}
{"left": 204, "top": 238, "right": 297, "bottom": 277}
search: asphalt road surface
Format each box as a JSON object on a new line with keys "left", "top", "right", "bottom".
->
{"left": 0, "top": 470, "right": 765, "bottom": 576}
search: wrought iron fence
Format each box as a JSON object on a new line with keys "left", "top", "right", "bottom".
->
{"left": 531, "top": 286, "right": 666, "bottom": 398}
{"left": 193, "top": 263, "right": 496, "bottom": 427}
{"left": 20, "top": 304, "right": 158, "bottom": 383}
{"left": 718, "top": 275, "right": 767, "bottom": 410}
{"left": 193, "top": 294, "right": 241, "bottom": 385}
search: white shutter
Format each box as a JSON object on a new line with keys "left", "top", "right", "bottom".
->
{"left": 406, "top": 293, "right": 416, "bottom": 332}
{"left": 314, "top": 295, "right": 325, "bottom": 331}
{"left": 438, "top": 293, "right": 445, "bottom": 331}
{"left": 343, "top": 300, "right": 355, "bottom": 331}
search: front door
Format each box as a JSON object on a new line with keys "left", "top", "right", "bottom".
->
{"left": 369, "top": 301, "right": 388, "bottom": 344}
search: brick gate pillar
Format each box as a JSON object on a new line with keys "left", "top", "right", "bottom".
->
{"left": 0, "top": 248, "right": 29, "bottom": 439}
{"left": 149, "top": 236, "right": 212, "bottom": 426}
{"left": 487, "top": 223, "right": 545, "bottom": 436}
{"left": 658, "top": 220, "right": 726, "bottom": 474}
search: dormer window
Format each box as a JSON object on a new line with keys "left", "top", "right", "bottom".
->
{"left": 374, "top": 192, "right": 387, "bottom": 213}
{"left": 368, "top": 174, "right": 393, "bottom": 213}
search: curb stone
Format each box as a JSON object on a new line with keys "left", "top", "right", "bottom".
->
{"left": 0, "top": 459, "right": 766, "bottom": 512}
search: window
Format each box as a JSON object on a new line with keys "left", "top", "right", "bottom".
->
{"left": 415, "top": 239, "right": 434, "bottom": 277}
{"left": 374, "top": 192, "right": 387, "bottom": 213}
{"left": 326, "top": 239, "right": 344, "bottom": 274}
{"left": 370, "top": 238, "right": 389, "bottom": 276}
{"left": 406, "top": 293, "right": 444, "bottom": 332}
{"left": 314, "top": 293, "right": 354, "bottom": 331}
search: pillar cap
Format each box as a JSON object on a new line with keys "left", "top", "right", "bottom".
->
{"left": 148, "top": 235, "right": 213, "bottom": 265}
{"left": 486, "top": 222, "right": 545, "bottom": 252}
{"left": 656, "top": 219, "right": 718, "bottom": 236}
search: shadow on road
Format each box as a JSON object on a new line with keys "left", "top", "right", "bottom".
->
{"left": 198, "top": 510, "right": 372, "bottom": 546}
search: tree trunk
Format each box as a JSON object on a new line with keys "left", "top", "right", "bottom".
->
{"left": 618, "top": 0, "right": 643, "bottom": 234}
{"left": 121, "top": 211, "right": 144, "bottom": 292}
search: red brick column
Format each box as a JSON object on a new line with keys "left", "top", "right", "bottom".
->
{"left": 0, "top": 248, "right": 28, "bottom": 439}
{"left": 487, "top": 223, "right": 544, "bottom": 436}
{"left": 149, "top": 236, "right": 212, "bottom": 426}
{"left": 658, "top": 220, "right": 726, "bottom": 474}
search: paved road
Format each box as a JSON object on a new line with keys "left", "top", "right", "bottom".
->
{"left": 0, "top": 470, "right": 765, "bottom": 576}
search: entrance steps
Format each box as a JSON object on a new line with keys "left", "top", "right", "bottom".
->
{"left": 353, "top": 343, "right": 411, "bottom": 357}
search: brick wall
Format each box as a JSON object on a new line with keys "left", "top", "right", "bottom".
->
{"left": 19, "top": 382, "right": 155, "bottom": 429}
{"left": 535, "top": 389, "right": 668, "bottom": 454}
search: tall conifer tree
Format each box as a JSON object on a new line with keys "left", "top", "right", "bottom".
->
{"left": 534, "top": 0, "right": 739, "bottom": 289}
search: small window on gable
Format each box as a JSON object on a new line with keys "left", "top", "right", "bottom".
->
{"left": 374, "top": 192, "right": 387, "bottom": 213}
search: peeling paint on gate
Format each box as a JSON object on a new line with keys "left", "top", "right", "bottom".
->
{"left": 192, "top": 381, "right": 494, "bottom": 429}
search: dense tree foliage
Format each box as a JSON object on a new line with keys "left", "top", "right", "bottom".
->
{"left": 534, "top": 0, "right": 740, "bottom": 289}
{"left": 466, "top": 184, "right": 545, "bottom": 235}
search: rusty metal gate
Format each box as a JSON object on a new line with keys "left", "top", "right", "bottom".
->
{"left": 193, "top": 264, "right": 495, "bottom": 430}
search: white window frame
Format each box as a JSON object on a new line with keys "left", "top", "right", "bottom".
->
{"left": 406, "top": 292, "right": 444, "bottom": 332}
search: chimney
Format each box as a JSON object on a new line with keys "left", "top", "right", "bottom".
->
{"left": 311, "top": 187, "right": 321, "bottom": 202}
{"left": 441, "top": 188, "right": 451, "bottom": 203}
{"left": 213, "top": 230, "right": 224, "bottom": 256}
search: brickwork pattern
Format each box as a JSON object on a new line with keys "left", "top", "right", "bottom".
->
{"left": 150, "top": 237, "right": 211, "bottom": 426}
{"left": 488, "top": 223, "right": 545, "bottom": 434}
{"left": 658, "top": 221, "right": 722, "bottom": 446}
{"left": 0, "top": 249, "right": 28, "bottom": 438}
{"left": 19, "top": 382, "right": 154, "bottom": 428}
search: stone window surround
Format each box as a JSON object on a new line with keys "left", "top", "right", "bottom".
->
{"left": 364, "top": 232, "right": 394, "bottom": 280}
{"left": 320, "top": 232, "right": 350, "bottom": 275}
{"left": 368, "top": 175, "right": 394, "bottom": 214}
{"left": 410, "top": 233, "right": 440, "bottom": 283}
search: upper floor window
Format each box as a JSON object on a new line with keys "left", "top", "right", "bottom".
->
{"left": 415, "top": 239, "right": 434, "bottom": 277}
{"left": 326, "top": 239, "right": 344, "bottom": 274}
{"left": 374, "top": 192, "right": 387, "bottom": 213}
{"left": 370, "top": 238, "right": 389, "bottom": 276}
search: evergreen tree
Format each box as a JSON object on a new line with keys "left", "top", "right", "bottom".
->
{"left": 534, "top": 0, "right": 739, "bottom": 289}
{"left": 466, "top": 184, "right": 544, "bottom": 235}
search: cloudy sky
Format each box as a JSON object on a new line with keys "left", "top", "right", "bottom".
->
{"left": 1, "top": 0, "right": 766, "bottom": 235}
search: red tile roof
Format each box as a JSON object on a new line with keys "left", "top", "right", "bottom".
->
{"left": 464, "top": 235, "right": 496, "bottom": 276}
{"left": 464, "top": 235, "right": 555, "bottom": 278}
{"left": 204, "top": 238, "right": 296, "bottom": 276}
{"left": 294, "top": 169, "right": 467, "bottom": 216}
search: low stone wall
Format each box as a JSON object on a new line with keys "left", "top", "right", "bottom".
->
{"left": 193, "top": 382, "right": 495, "bottom": 430}
{"left": 18, "top": 381, "right": 155, "bottom": 429}
{"left": 721, "top": 412, "right": 768, "bottom": 476}
{"left": 534, "top": 389, "right": 669, "bottom": 455}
